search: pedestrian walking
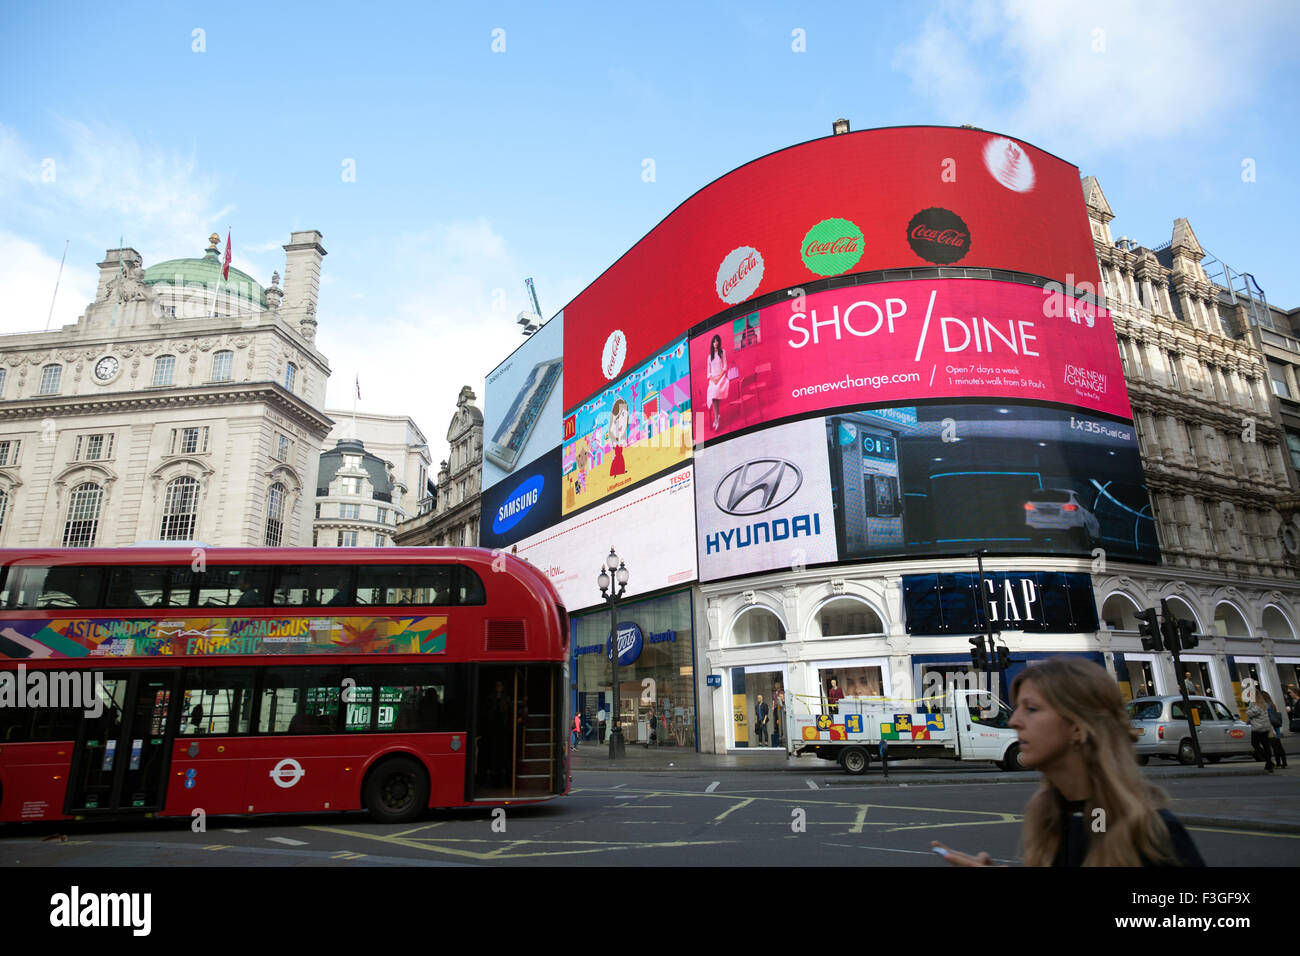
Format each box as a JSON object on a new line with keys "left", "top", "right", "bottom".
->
{"left": 932, "top": 657, "right": 1204, "bottom": 866}
{"left": 1246, "top": 690, "right": 1276, "bottom": 773}
{"left": 572, "top": 711, "right": 582, "bottom": 750}
{"left": 1262, "top": 690, "right": 1288, "bottom": 769}
{"left": 754, "top": 694, "right": 770, "bottom": 746}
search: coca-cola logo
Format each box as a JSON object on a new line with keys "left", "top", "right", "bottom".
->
{"left": 906, "top": 207, "right": 970, "bottom": 265}
{"left": 716, "top": 246, "right": 765, "bottom": 304}
{"left": 982, "top": 136, "right": 1036, "bottom": 193}
{"left": 800, "top": 218, "right": 865, "bottom": 277}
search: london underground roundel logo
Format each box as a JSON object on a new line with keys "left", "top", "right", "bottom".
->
{"left": 801, "top": 218, "right": 864, "bottom": 277}
{"left": 270, "top": 758, "right": 306, "bottom": 788}
{"left": 602, "top": 329, "right": 627, "bottom": 380}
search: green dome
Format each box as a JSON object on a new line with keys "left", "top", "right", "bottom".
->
{"left": 143, "top": 247, "right": 267, "bottom": 308}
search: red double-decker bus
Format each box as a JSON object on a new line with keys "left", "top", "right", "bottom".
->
{"left": 0, "top": 547, "right": 569, "bottom": 824}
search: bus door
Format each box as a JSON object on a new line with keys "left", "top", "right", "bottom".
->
{"left": 67, "top": 670, "right": 179, "bottom": 814}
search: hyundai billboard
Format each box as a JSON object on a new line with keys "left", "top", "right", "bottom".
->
{"left": 509, "top": 465, "right": 698, "bottom": 612}
{"left": 483, "top": 314, "right": 564, "bottom": 491}
{"left": 562, "top": 127, "right": 1102, "bottom": 411}
{"left": 691, "top": 278, "right": 1129, "bottom": 443}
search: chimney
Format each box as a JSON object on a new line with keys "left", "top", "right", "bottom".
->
{"left": 281, "top": 229, "right": 326, "bottom": 323}
{"left": 95, "top": 247, "right": 143, "bottom": 302}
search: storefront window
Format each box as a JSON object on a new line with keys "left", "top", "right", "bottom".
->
{"left": 1231, "top": 660, "right": 1264, "bottom": 720}
{"left": 1178, "top": 661, "right": 1214, "bottom": 699}
{"left": 1120, "top": 657, "right": 1156, "bottom": 700}
{"left": 729, "top": 666, "right": 787, "bottom": 748}
{"left": 815, "top": 598, "right": 884, "bottom": 637}
{"left": 730, "top": 606, "right": 785, "bottom": 645}
{"left": 572, "top": 591, "right": 695, "bottom": 749}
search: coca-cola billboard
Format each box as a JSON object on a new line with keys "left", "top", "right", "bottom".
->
{"left": 561, "top": 126, "right": 1102, "bottom": 411}
{"left": 906, "top": 207, "right": 970, "bottom": 265}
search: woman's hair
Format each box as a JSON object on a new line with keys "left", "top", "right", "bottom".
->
{"left": 1012, "top": 657, "right": 1179, "bottom": 866}
{"left": 710, "top": 334, "right": 723, "bottom": 358}
{"left": 611, "top": 398, "right": 628, "bottom": 422}
{"left": 1259, "top": 689, "right": 1274, "bottom": 707}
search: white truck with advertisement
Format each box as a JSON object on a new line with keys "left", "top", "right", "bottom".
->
{"left": 787, "top": 688, "right": 1024, "bottom": 774}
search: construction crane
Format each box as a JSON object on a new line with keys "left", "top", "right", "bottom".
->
{"left": 517, "top": 277, "right": 546, "bottom": 336}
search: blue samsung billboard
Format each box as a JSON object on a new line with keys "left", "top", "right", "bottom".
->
{"left": 479, "top": 445, "right": 562, "bottom": 551}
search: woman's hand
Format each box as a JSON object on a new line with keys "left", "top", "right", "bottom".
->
{"left": 931, "top": 840, "right": 995, "bottom": 866}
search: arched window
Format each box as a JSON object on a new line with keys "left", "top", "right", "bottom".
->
{"left": 284, "top": 362, "right": 297, "bottom": 392}
{"left": 62, "top": 482, "right": 103, "bottom": 547}
{"left": 1101, "top": 593, "right": 1141, "bottom": 631}
{"left": 264, "top": 482, "right": 287, "bottom": 546}
{"left": 1262, "top": 606, "right": 1296, "bottom": 642}
{"left": 815, "top": 598, "right": 884, "bottom": 637}
{"left": 211, "top": 350, "right": 234, "bottom": 382}
{"left": 160, "top": 477, "right": 200, "bottom": 540}
{"left": 730, "top": 606, "right": 786, "bottom": 646}
{"left": 0, "top": 487, "right": 8, "bottom": 536}
{"left": 1214, "top": 602, "right": 1251, "bottom": 639}
{"left": 152, "top": 355, "right": 177, "bottom": 386}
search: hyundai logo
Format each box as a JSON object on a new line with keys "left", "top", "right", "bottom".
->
{"left": 714, "top": 459, "right": 802, "bottom": 516}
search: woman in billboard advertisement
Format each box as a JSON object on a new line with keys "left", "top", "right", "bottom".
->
{"left": 608, "top": 399, "right": 630, "bottom": 477}
{"left": 705, "top": 334, "right": 730, "bottom": 431}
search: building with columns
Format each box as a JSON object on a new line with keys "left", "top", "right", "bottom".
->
{"left": 393, "top": 386, "right": 481, "bottom": 547}
{"left": 0, "top": 231, "right": 333, "bottom": 548}
{"left": 1081, "top": 177, "right": 1300, "bottom": 706}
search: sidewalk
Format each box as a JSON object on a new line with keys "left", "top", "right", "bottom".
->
{"left": 568, "top": 744, "right": 1300, "bottom": 833}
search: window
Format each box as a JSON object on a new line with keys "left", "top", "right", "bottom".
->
{"left": 258, "top": 667, "right": 343, "bottom": 735}
{"left": 159, "top": 476, "right": 200, "bottom": 540}
{"left": 0, "top": 439, "right": 19, "bottom": 466}
{"left": 38, "top": 364, "right": 62, "bottom": 395}
{"left": 0, "top": 367, "right": 6, "bottom": 395}
{"left": 171, "top": 427, "right": 210, "bottom": 455}
{"left": 1287, "top": 432, "right": 1300, "bottom": 471}
{"left": 1270, "top": 362, "right": 1292, "bottom": 400}
{"left": 284, "top": 362, "right": 297, "bottom": 392}
{"left": 196, "top": 566, "right": 272, "bottom": 608}
{"left": 340, "top": 477, "right": 361, "bottom": 495}
{"left": 274, "top": 565, "right": 350, "bottom": 606}
{"left": 264, "top": 482, "right": 287, "bottom": 547}
{"left": 74, "top": 433, "right": 114, "bottom": 461}
{"left": 374, "top": 534, "right": 387, "bottom": 547}
{"left": 339, "top": 503, "right": 360, "bottom": 520}
{"left": 377, "top": 507, "right": 389, "bottom": 524}
{"left": 342, "top": 664, "right": 459, "bottom": 732}
{"left": 356, "top": 564, "right": 452, "bottom": 605}
{"left": 730, "top": 607, "right": 786, "bottom": 646}
{"left": 337, "top": 530, "right": 358, "bottom": 547}
{"left": 210, "top": 350, "right": 233, "bottom": 382}
{"left": 1166, "top": 352, "right": 1181, "bottom": 389}
{"left": 62, "top": 482, "right": 103, "bottom": 547}
{"left": 816, "top": 599, "right": 884, "bottom": 637}
{"left": 0, "top": 488, "right": 7, "bottom": 536}
{"left": 275, "top": 433, "right": 292, "bottom": 462}
{"left": 152, "top": 355, "right": 176, "bottom": 386}
{"left": 343, "top": 455, "right": 362, "bottom": 470}
{"left": 180, "top": 669, "right": 254, "bottom": 736}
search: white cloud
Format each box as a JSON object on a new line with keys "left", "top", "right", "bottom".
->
{"left": 894, "top": 0, "right": 1298, "bottom": 151}
{"left": 0, "top": 232, "right": 97, "bottom": 335}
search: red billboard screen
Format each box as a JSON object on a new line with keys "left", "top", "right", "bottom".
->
{"left": 691, "top": 278, "right": 1130, "bottom": 443}
{"left": 562, "top": 126, "right": 1101, "bottom": 410}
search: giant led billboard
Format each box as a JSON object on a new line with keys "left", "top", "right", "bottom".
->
{"left": 690, "top": 278, "right": 1129, "bottom": 443}
{"left": 479, "top": 446, "right": 562, "bottom": 551}
{"left": 694, "top": 401, "right": 1157, "bottom": 582}
{"left": 510, "top": 465, "right": 698, "bottom": 612}
{"left": 483, "top": 314, "right": 564, "bottom": 491}
{"left": 561, "top": 337, "right": 691, "bottom": 515}
{"left": 562, "top": 126, "right": 1102, "bottom": 411}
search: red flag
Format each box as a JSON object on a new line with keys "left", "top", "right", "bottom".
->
{"left": 222, "top": 230, "right": 231, "bottom": 280}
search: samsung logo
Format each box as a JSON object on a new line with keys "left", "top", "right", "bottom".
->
{"left": 492, "top": 474, "right": 545, "bottom": 535}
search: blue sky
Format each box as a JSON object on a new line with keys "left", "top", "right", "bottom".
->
{"left": 2, "top": 1, "right": 1298, "bottom": 464}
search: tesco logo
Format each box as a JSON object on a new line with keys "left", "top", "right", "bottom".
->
{"left": 493, "top": 474, "right": 544, "bottom": 535}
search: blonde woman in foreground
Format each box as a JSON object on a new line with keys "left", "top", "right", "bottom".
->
{"left": 933, "top": 657, "right": 1205, "bottom": 867}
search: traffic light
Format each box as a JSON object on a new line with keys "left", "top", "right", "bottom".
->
{"left": 1176, "top": 619, "right": 1198, "bottom": 650}
{"left": 969, "top": 635, "right": 989, "bottom": 669}
{"left": 1137, "top": 607, "right": 1163, "bottom": 651}
{"left": 996, "top": 645, "right": 1012, "bottom": 670}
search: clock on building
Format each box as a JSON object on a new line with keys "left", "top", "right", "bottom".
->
{"left": 93, "top": 356, "right": 119, "bottom": 381}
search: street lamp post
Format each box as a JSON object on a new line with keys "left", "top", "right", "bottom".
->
{"left": 598, "top": 548, "right": 630, "bottom": 760}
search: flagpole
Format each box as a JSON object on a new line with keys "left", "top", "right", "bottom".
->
{"left": 44, "top": 239, "right": 70, "bottom": 330}
{"left": 353, "top": 373, "right": 359, "bottom": 438}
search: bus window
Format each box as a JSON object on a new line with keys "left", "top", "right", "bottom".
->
{"left": 17, "top": 566, "right": 105, "bottom": 609}
{"left": 166, "top": 568, "right": 200, "bottom": 607}
{"left": 356, "top": 565, "right": 452, "bottom": 606}
{"left": 180, "top": 669, "right": 254, "bottom": 735}
{"left": 343, "top": 664, "right": 459, "bottom": 732}
{"left": 275, "top": 567, "right": 352, "bottom": 607}
{"left": 198, "top": 567, "right": 273, "bottom": 608}
{"left": 257, "top": 667, "right": 343, "bottom": 734}
{"left": 457, "top": 567, "right": 486, "bottom": 605}
{"left": 105, "top": 566, "right": 170, "bottom": 608}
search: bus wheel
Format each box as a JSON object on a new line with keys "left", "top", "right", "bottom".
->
{"left": 364, "top": 757, "right": 429, "bottom": 824}
{"left": 839, "top": 747, "right": 869, "bottom": 775}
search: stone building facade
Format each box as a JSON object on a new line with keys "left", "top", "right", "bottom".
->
{"left": 0, "top": 231, "right": 333, "bottom": 548}
{"left": 393, "top": 386, "right": 481, "bottom": 547}
{"left": 1080, "top": 178, "right": 1300, "bottom": 705}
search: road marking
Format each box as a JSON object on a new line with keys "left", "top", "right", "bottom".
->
{"left": 826, "top": 842, "right": 1020, "bottom": 864}
{"left": 305, "top": 825, "right": 733, "bottom": 861}
{"left": 389, "top": 822, "right": 445, "bottom": 838}
{"left": 805, "top": 779, "right": 818, "bottom": 790}
{"left": 1185, "top": 825, "right": 1300, "bottom": 840}
{"left": 267, "top": 837, "right": 308, "bottom": 846}
{"left": 202, "top": 845, "right": 229, "bottom": 851}
{"left": 706, "top": 781, "right": 720, "bottom": 793}
{"left": 331, "top": 851, "right": 367, "bottom": 860}
{"left": 612, "top": 783, "right": 626, "bottom": 789}
{"left": 224, "top": 829, "right": 249, "bottom": 834}
{"left": 712, "top": 798, "right": 755, "bottom": 823}
{"left": 850, "top": 806, "right": 868, "bottom": 833}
